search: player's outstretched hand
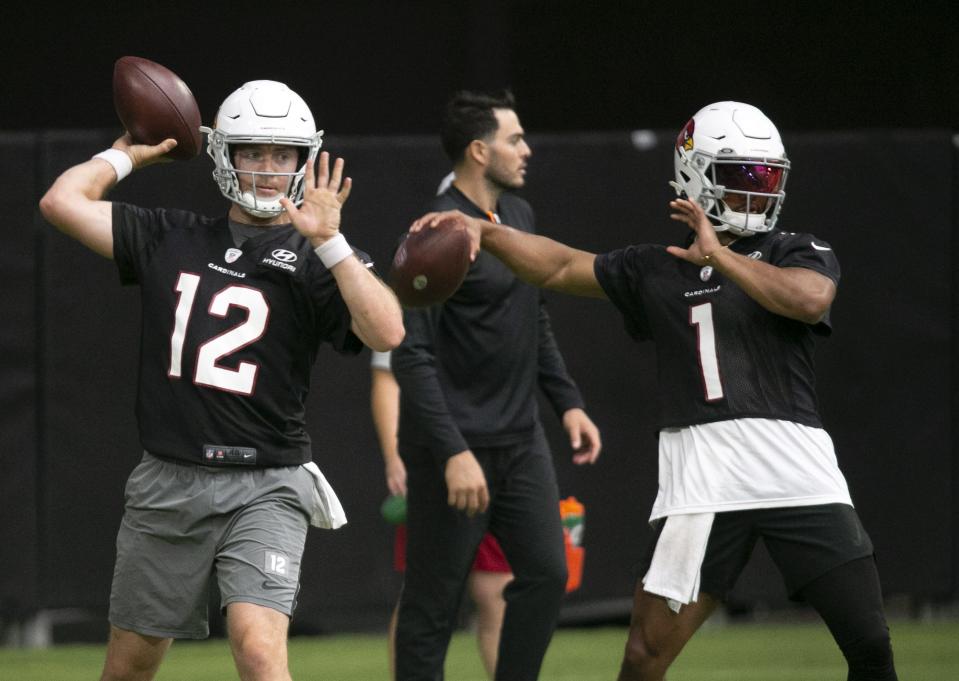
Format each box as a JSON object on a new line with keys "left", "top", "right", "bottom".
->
{"left": 113, "top": 133, "right": 178, "bottom": 169}
{"left": 410, "top": 209, "right": 481, "bottom": 262}
{"left": 666, "top": 195, "right": 723, "bottom": 265}
{"left": 563, "top": 407, "right": 602, "bottom": 465}
{"left": 281, "top": 151, "right": 352, "bottom": 247}
{"left": 444, "top": 450, "right": 489, "bottom": 516}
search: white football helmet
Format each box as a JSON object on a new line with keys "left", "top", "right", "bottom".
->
{"left": 200, "top": 80, "right": 323, "bottom": 218}
{"left": 672, "top": 101, "right": 789, "bottom": 236}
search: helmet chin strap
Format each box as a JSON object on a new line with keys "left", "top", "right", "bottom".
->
{"left": 239, "top": 191, "right": 286, "bottom": 218}
{"left": 719, "top": 223, "right": 753, "bottom": 237}
{"left": 718, "top": 202, "right": 769, "bottom": 236}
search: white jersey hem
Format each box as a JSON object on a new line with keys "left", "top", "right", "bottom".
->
{"left": 650, "top": 494, "right": 853, "bottom": 523}
{"left": 650, "top": 418, "right": 853, "bottom": 523}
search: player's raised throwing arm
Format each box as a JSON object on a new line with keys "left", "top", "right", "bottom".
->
{"left": 411, "top": 210, "right": 607, "bottom": 299}
{"left": 39, "top": 134, "right": 178, "bottom": 259}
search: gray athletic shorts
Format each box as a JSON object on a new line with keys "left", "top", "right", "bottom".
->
{"left": 109, "top": 452, "right": 314, "bottom": 639}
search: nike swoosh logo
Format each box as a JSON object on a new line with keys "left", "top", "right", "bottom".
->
{"left": 810, "top": 242, "right": 832, "bottom": 251}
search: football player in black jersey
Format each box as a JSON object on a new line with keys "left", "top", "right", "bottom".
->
{"left": 391, "top": 90, "right": 602, "bottom": 681}
{"left": 39, "top": 80, "right": 403, "bottom": 681}
{"left": 411, "top": 102, "right": 897, "bottom": 681}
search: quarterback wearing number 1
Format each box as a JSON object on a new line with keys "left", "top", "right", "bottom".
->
{"left": 413, "top": 102, "right": 897, "bottom": 681}
{"left": 39, "top": 80, "right": 402, "bottom": 681}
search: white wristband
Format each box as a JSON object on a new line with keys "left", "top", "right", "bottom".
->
{"left": 314, "top": 233, "right": 353, "bottom": 269}
{"left": 92, "top": 149, "right": 133, "bottom": 183}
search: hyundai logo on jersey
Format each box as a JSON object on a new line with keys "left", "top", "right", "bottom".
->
{"left": 271, "top": 249, "right": 297, "bottom": 263}
{"left": 261, "top": 248, "right": 299, "bottom": 273}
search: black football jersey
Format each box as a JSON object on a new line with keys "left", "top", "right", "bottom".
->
{"left": 112, "top": 203, "right": 363, "bottom": 466}
{"left": 594, "top": 229, "right": 840, "bottom": 429}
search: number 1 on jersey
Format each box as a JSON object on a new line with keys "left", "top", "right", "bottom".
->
{"left": 690, "top": 302, "right": 724, "bottom": 401}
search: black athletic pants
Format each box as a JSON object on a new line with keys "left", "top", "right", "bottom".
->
{"left": 799, "top": 556, "right": 898, "bottom": 681}
{"left": 395, "top": 430, "right": 567, "bottom": 681}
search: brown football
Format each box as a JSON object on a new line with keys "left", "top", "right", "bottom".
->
{"left": 389, "top": 216, "right": 472, "bottom": 308}
{"left": 112, "top": 56, "right": 202, "bottom": 160}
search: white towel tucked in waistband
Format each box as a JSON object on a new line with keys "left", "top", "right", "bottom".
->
{"left": 642, "top": 512, "right": 715, "bottom": 613}
{"left": 302, "top": 461, "right": 347, "bottom": 529}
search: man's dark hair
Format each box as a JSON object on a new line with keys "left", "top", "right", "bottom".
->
{"left": 440, "top": 90, "right": 516, "bottom": 164}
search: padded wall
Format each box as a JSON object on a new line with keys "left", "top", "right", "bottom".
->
{"left": 0, "top": 129, "right": 953, "bottom": 634}
{"left": 0, "top": 133, "right": 41, "bottom": 617}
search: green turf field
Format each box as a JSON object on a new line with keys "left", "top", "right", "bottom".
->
{"left": 1, "top": 620, "right": 956, "bottom": 680}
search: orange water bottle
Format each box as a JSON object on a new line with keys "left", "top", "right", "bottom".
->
{"left": 559, "top": 496, "right": 585, "bottom": 593}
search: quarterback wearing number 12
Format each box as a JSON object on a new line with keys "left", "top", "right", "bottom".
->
{"left": 40, "top": 80, "right": 403, "bottom": 681}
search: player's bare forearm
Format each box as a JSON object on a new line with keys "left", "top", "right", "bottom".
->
{"left": 479, "top": 221, "right": 606, "bottom": 298}
{"left": 667, "top": 197, "right": 834, "bottom": 323}
{"left": 703, "top": 249, "right": 835, "bottom": 324}
{"left": 40, "top": 137, "right": 178, "bottom": 259}
{"left": 39, "top": 159, "right": 118, "bottom": 259}
{"left": 370, "top": 368, "right": 401, "bottom": 460}
{"left": 333, "top": 257, "right": 405, "bottom": 351}
{"left": 370, "top": 367, "right": 407, "bottom": 495}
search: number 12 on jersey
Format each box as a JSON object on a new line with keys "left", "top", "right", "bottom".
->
{"left": 169, "top": 272, "right": 269, "bottom": 396}
{"left": 690, "top": 302, "right": 724, "bottom": 401}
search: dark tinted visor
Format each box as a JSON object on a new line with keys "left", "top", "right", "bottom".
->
{"left": 714, "top": 163, "right": 784, "bottom": 194}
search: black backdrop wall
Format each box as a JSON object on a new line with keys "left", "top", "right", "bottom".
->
{"left": 3, "top": 3, "right": 957, "bottom": 135}
{"left": 0, "top": 128, "right": 955, "bottom": 637}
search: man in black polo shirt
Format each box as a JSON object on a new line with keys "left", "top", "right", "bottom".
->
{"left": 391, "top": 90, "right": 602, "bottom": 681}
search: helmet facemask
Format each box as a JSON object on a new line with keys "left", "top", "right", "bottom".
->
{"left": 673, "top": 102, "right": 790, "bottom": 236}
{"left": 200, "top": 80, "right": 323, "bottom": 219}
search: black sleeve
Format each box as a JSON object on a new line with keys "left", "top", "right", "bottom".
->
{"left": 772, "top": 232, "right": 841, "bottom": 285}
{"left": 594, "top": 245, "right": 653, "bottom": 341}
{"left": 391, "top": 305, "right": 470, "bottom": 462}
{"left": 771, "top": 232, "right": 841, "bottom": 335}
{"left": 536, "top": 296, "right": 585, "bottom": 418}
{"left": 112, "top": 202, "right": 181, "bottom": 285}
